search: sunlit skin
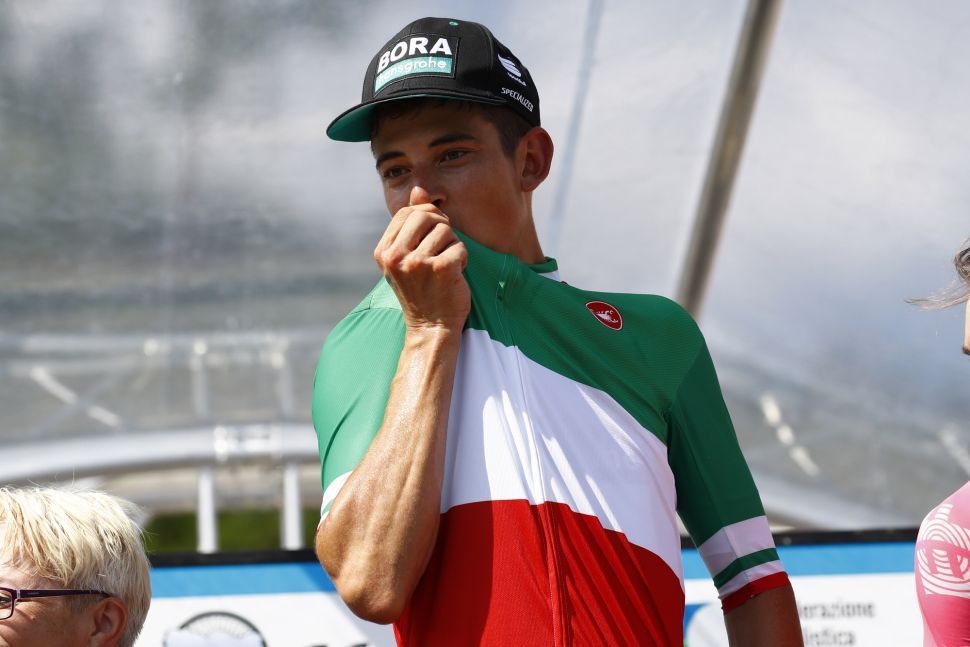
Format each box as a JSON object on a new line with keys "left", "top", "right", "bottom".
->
{"left": 372, "top": 103, "right": 551, "bottom": 266}
{"left": 0, "top": 563, "right": 128, "bottom": 647}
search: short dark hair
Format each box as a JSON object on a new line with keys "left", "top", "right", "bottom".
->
{"left": 370, "top": 99, "right": 534, "bottom": 158}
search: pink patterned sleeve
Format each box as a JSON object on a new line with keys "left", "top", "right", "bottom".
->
{"left": 916, "top": 480, "right": 970, "bottom": 647}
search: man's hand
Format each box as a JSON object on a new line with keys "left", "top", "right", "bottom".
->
{"left": 374, "top": 190, "right": 470, "bottom": 332}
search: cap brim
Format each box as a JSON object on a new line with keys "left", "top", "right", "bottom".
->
{"left": 326, "top": 91, "right": 507, "bottom": 142}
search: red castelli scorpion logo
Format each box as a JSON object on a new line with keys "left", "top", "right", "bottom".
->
{"left": 585, "top": 301, "right": 623, "bottom": 330}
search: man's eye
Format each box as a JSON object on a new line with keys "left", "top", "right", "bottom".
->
{"left": 382, "top": 167, "right": 408, "bottom": 179}
{"left": 441, "top": 150, "right": 467, "bottom": 162}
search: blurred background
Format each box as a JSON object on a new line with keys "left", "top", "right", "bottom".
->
{"left": 1, "top": 0, "right": 968, "bottom": 553}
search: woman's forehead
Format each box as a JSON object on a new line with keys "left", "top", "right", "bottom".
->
{"left": 0, "top": 562, "right": 36, "bottom": 588}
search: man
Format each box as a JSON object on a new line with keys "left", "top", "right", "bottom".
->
{"left": 0, "top": 487, "right": 152, "bottom": 647}
{"left": 313, "top": 16, "right": 801, "bottom": 646}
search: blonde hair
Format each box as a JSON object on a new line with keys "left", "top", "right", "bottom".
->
{"left": 0, "top": 487, "right": 151, "bottom": 647}
{"left": 910, "top": 239, "right": 970, "bottom": 309}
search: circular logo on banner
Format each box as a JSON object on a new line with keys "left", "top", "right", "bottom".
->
{"left": 586, "top": 300, "right": 623, "bottom": 330}
{"left": 164, "top": 611, "right": 267, "bottom": 647}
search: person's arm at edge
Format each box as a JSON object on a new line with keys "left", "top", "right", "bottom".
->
{"left": 315, "top": 202, "right": 469, "bottom": 624}
{"left": 725, "top": 579, "right": 802, "bottom": 646}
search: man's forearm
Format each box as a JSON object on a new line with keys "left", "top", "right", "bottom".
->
{"left": 316, "top": 324, "right": 461, "bottom": 623}
{"left": 724, "top": 583, "right": 803, "bottom": 646}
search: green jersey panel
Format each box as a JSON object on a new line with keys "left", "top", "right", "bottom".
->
{"left": 668, "top": 338, "right": 769, "bottom": 545}
{"left": 312, "top": 281, "right": 403, "bottom": 512}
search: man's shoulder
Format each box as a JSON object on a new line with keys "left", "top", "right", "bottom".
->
{"left": 322, "top": 278, "right": 404, "bottom": 351}
{"left": 348, "top": 278, "right": 402, "bottom": 315}
{"left": 561, "top": 282, "right": 700, "bottom": 337}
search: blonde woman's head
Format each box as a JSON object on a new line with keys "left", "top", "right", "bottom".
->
{"left": 0, "top": 487, "right": 151, "bottom": 647}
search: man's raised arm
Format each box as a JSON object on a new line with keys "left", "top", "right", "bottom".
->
{"left": 315, "top": 197, "right": 469, "bottom": 624}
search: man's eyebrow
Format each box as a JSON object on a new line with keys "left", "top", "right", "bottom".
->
{"left": 375, "top": 150, "right": 404, "bottom": 169}
{"left": 429, "top": 131, "right": 477, "bottom": 148}
{"left": 374, "top": 132, "right": 478, "bottom": 169}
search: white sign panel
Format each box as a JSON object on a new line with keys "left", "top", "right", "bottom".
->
{"left": 139, "top": 562, "right": 394, "bottom": 647}
{"left": 141, "top": 538, "right": 919, "bottom": 647}
{"left": 683, "top": 539, "right": 921, "bottom": 646}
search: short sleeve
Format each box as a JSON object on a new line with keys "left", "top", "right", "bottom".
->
{"left": 312, "top": 288, "right": 405, "bottom": 521}
{"left": 667, "top": 336, "right": 790, "bottom": 611}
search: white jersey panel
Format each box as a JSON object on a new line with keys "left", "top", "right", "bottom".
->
{"left": 442, "top": 328, "right": 683, "bottom": 579}
{"left": 698, "top": 515, "right": 776, "bottom": 576}
{"left": 719, "top": 560, "right": 787, "bottom": 597}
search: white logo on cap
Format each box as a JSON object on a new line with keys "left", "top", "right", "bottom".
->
{"left": 378, "top": 36, "right": 453, "bottom": 73}
{"left": 501, "top": 87, "right": 533, "bottom": 112}
{"left": 498, "top": 53, "right": 527, "bottom": 88}
{"left": 497, "top": 54, "right": 522, "bottom": 77}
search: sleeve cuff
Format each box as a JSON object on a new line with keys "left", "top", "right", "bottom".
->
{"left": 721, "top": 571, "right": 791, "bottom": 613}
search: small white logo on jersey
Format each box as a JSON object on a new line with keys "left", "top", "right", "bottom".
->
{"left": 498, "top": 54, "right": 521, "bottom": 77}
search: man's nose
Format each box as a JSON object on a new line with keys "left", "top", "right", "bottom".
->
{"left": 408, "top": 179, "right": 445, "bottom": 209}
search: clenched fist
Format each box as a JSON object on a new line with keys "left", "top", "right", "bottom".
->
{"left": 374, "top": 187, "right": 470, "bottom": 333}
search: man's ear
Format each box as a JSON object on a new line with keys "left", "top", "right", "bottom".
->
{"left": 519, "top": 127, "right": 554, "bottom": 193}
{"left": 88, "top": 596, "right": 128, "bottom": 646}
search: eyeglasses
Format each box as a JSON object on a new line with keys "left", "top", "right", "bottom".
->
{"left": 0, "top": 586, "right": 112, "bottom": 620}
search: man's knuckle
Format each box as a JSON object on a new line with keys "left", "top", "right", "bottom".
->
{"left": 435, "top": 253, "right": 463, "bottom": 273}
{"left": 379, "top": 249, "right": 402, "bottom": 268}
{"left": 430, "top": 259, "right": 450, "bottom": 275}
{"left": 400, "top": 255, "right": 423, "bottom": 273}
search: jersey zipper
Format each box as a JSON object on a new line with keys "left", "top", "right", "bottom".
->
{"left": 500, "top": 258, "right": 571, "bottom": 647}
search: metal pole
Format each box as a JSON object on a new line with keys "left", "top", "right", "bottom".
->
{"left": 281, "top": 461, "right": 303, "bottom": 550}
{"left": 273, "top": 344, "right": 302, "bottom": 549}
{"left": 272, "top": 345, "right": 295, "bottom": 419}
{"left": 190, "top": 340, "right": 210, "bottom": 419}
{"left": 545, "top": 0, "right": 605, "bottom": 256}
{"left": 674, "top": 0, "right": 784, "bottom": 318}
{"left": 197, "top": 465, "right": 218, "bottom": 553}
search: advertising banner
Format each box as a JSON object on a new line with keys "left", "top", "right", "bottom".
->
{"left": 140, "top": 533, "right": 920, "bottom": 646}
{"left": 684, "top": 539, "right": 921, "bottom": 646}
{"left": 140, "top": 560, "right": 394, "bottom": 647}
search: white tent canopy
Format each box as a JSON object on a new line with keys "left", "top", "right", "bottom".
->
{"left": 2, "top": 0, "right": 967, "bottom": 537}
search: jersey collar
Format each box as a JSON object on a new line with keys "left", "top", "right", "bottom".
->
{"left": 456, "top": 230, "right": 561, "bottom": 282}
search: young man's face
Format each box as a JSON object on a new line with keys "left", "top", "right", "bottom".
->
{"left": 371, "top": 102, "right": 543, "bottom": 262}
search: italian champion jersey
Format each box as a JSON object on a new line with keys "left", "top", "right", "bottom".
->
{"left": 313, "top": 233, "right": 789, "bottom": 646}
